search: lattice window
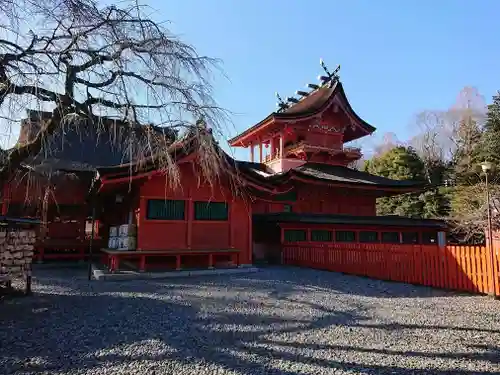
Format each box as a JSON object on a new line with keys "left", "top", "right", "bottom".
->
{"left": 311, "top": 230, "right": 332, "bottom": 242}
{"left": 284, "top": 229, "right": 307, "bottom": 242}
{"left": 335, "top": 230, "right": 356, "bottom": 243}
{"left": 422, "top": 232, "right": 438, "bottom": 244}
{"left": 381, "top": 231, "right": 400, "bottom": 244}
{"left": 402, "top": 232, "right": 419, "bottom": 244}
{"left": 194, "top": 201, "right": 228, "bottom": 221}
{"left": 359, "top": 231, "right": 379, "bottom": 243}
{"left": 146, "top": 199, "right": 185, "bottom": 220}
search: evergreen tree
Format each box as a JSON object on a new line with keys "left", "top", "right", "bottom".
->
{"left": 364, "top": 146, "right": 425, "bottom": 181}
{"left": 478, "top": 92, "right": 500, "bottom": 176}
{"left": 364, "top": 146, "right": 450, "bottom": 218}
{"left": 449, "top": 92, "right": 500, "bottom": 242}
{"left": 450, "top": 110, "right": 483, "bottom": 184}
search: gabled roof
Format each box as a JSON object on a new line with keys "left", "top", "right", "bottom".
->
{"left": 13, "top": 110, "right": 177, "bottom": 174}
{"left": 93, "top": 129, "right": 290, "bottom": 197}
{"left": 291, "top": 163, "right": 425, "bottom": 188}
{"left": 229, "top": 80, "right": 376, "bottom": 146}
{"left": 95, "top": 139, "right": 427, "bottom": 196}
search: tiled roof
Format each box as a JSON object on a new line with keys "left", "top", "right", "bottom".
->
{"left": 228, "top": 81, "right": 376, "bottom": 145}
{"left": 292, "top": 163, "right": 425, "bottom": 188}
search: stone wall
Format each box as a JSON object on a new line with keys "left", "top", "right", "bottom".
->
{"left": 0, "top": 229, "right": 36, "bottom": 277}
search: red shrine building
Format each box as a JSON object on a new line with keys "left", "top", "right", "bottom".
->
{"left": 0, "top": 63, "right": 446, "bottom": 272}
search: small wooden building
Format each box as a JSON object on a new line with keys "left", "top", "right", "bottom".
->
{"left": 92, "top": 130, "right": 291, "bottom": 271}
{"left": 0, "top": 110, "right": 177, "bottom": 261}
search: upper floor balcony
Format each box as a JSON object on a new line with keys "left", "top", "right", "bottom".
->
{"left": 262, "top": 142, "right": 361, "bottom": 164}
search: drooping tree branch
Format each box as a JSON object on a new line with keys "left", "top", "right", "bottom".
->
{"left": 0, "top": 0, "right": 229, "bottom": 188}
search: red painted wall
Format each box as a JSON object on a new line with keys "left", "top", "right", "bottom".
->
{"left": 252, "top": 183, "right": 376, "bottom": 216}
{"left": 296, "top": 184, "right": 376, "bottom": 215}
{"left": 136, "top": 163, "right": 252, "bottom": 265}
{"left": 5, "top": 175, "right": 88, "bottom": 208}
{"left": 2, "top": 175, "right": 89, "bottom": 241}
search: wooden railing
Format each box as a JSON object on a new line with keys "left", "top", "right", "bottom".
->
{"left": 282, "top": 243, "right": 500, "bottom": 296}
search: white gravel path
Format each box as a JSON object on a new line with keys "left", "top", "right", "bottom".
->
{"left": 1, "top": 265, "right": 499, "bottom": 375}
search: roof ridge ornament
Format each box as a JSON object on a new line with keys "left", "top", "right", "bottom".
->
{"left": 275, "top": 92, "right": 289, "bottom": 113}
{"left": 319, "top": 58, "right": 340, "bottom": 88}
{"left": 275, "top": 58, "right": 341, "bottom": 113}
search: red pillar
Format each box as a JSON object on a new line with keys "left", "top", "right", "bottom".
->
{"left": 187, "top": 198, "right": 193, "bottom": 249}
{"left": 139, "top": 255, "right": 146, "bottom": 272}
{"left": 1, "top": 182, "right": 11, "bottom": 215}
{"left": 229, "top": 200, "right": 234, "bottom": 248}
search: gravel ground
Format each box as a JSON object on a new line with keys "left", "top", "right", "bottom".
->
{"left": 1, "top": 266, "right": 500, "bottom": 375}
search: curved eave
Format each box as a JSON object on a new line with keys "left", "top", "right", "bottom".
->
{"left": 228, "top": 114, "right": 275, "bottom": 147}
{"left": 94, "top": 140, "right": 293, "bottom": 196}
{"left": 290, "top": 173, "right": 429, "bottom": 193}
{"left": 228, "top": 81, "right": 376, "bottom": 147}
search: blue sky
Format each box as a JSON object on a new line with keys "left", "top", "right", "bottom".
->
{"left": 149, "top": 0, "right": 498, "bottom": 161}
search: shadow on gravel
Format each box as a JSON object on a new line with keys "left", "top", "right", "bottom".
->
{"left": 212, "top": 266, "right": 474, "bottom": 299}
{"left": 0, "top": 291, "right": 362, "bottom": 375}
{"left": 1, "top": 267, "right": 499, "bottom": 375}
{"left": 260, "top": 340, "right": 500, "bottom": 365}
{"left": 33, "top": 263, "right": 469, "bottom": 299}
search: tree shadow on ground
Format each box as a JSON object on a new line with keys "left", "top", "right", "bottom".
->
{"left": 1, "top": 267, "right": 499, "bottom": 374}
{"left": 258, "top": 340, "right": 500, "bottom": 365}
{"left": 0, "top": 292, "right": 365, "bottom": 375}
{"left": 244, "top": 266, "right": 476, "bottom": 299}
{"left": 33, "top": 263, "right": 476, "bottom": 299}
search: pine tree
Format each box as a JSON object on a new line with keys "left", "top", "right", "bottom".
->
{"left": 478, "top": 92, "right": 500, "bottom": 175}
{"left": 451, "top": 110, "right": 483, "bottom": 184}
{"left": 364, "top": 146, "right": 449, "bottom": 218}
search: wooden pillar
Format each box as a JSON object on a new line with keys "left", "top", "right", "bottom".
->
{"left": 247, "top": 210, "right": 252, "bottom": 265}
{"left": 175, "top": 255, "right": 182, "bottom": 270}
{"left": 250, "top": 143, "right": 254, "bottom": 162}
{"left": 279, "top": 133, "right": 284, "bottom": 159}
{"left": 110, "top": 255, "right": 119, "bottom": 272}
{"left": 1, "top": 182, "right": 10, "bottom": 215}
{"left": 229, "top": 200, "right": 234, "bottom": 248}
{"left": 139, "top": 255, "right": 146, "bottom": 272}
{"left": 208, "top": 253, "right": 214, "bottom": 269}
{"left": 138, "top": 198, "right": 146, "bottom": 250}
{"left": 36, "top": 245, "right": 44, "bottom": 263}
{"left": 259, "top": 141, "right": 263, "bottom": 163}
{"left": 187, "top": 198, "right": 193, "bottom": 249}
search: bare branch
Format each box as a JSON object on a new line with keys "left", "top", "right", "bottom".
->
{"left": 0, "top": 0, "right": 230, "bottom": 189}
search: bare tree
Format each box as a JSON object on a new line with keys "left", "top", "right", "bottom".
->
{"left": 449, "top": 183, "right": 500, "bottom": 243}
{"left": 409, "top": 110, "right": 454, "bottom": 184}
{"left": 410, "top": 111, "right": 449, "bottom": 160}
{"left": 0, "top": 0, "right": 228, "bottom": 187}
{"left": 447, "top": 86, "right": 487, "bottom": 152}
{"left": 372, "top": 132, "right": 401, "bottom": 157}
{"left": 408, "top": 87, "right": 487, "bottom": 184}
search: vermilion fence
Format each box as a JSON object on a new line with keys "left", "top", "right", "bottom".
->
{"left": 282, "top": 243, "right": 500, "bottom": 296}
